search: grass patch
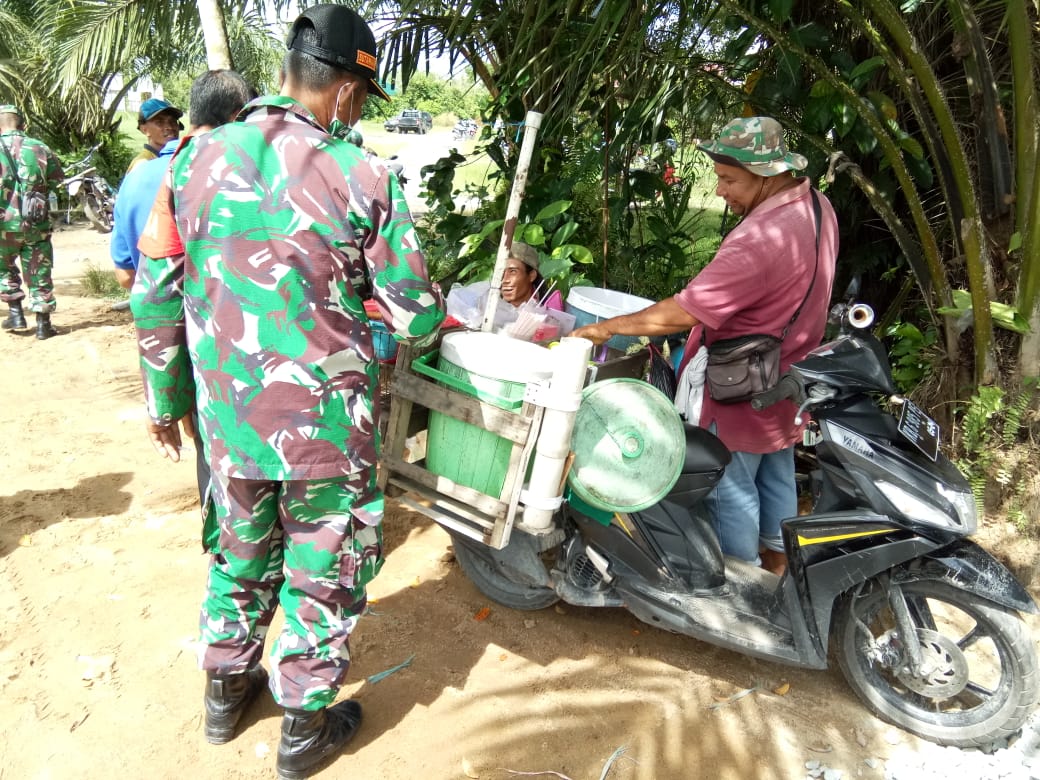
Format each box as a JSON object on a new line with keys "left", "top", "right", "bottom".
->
{"left": 80, "top": 263, "right": 128, "bottom": 299}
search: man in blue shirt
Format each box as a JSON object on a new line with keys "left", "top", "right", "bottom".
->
{"left": 110, "top": 71, "right": 254, "bottom": 290}
{"left": 110, "top": 137, "right": 177, "bottom": 289}
{"left": 127, "top": 98, "right": 182, "bottom": 174}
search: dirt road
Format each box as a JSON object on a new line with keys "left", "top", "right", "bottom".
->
{"left": 1, "top": 224, "right": 1037, "bottom": 779}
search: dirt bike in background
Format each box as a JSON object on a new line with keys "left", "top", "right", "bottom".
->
{"left": 448, "top": 286, "right": 1040, "bottom": 749}
{"left": 59, "top": 145, "right": 116, "bottom": 233}
{"left": 452, "top": 119, "right": 478, "bottom": 140}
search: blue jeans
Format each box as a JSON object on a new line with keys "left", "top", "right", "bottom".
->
{"left": 706, "top": 446, "right": 796, "bottom": 562}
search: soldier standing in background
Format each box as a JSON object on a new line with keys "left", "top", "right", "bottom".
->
{"left": 0, "top": 104, "right": 64, "bottom": 339}
{"left": 131, "top": 6, "right": 444, "bottom": 779}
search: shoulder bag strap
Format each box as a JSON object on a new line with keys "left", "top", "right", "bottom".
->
{"left": 0, "top": 136, "right": 22, "bottom": 187}
{"left": 779, "top": 188, "right": 822, "bottom": 341}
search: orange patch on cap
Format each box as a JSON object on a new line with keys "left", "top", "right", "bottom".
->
{"left": 357, "top": 51, "right": 376, "bottom": 71}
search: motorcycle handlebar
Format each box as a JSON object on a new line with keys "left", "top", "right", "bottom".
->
{"left": 750, "top": 374, "right": 804, "bottom": 411}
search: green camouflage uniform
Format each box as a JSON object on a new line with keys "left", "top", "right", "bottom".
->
{"left": 132, "top": 95, "right": 444, "bottom": 709}
{"left": 0, "top": 130, "right": 64, "bottom": 312}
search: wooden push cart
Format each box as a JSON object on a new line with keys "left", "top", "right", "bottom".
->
{"left": 377, "top": 332, "right": 649, "bottom": 550}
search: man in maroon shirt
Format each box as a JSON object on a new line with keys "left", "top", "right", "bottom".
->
{"left": 573, "top": 117, "right": 838, "bottom": 575}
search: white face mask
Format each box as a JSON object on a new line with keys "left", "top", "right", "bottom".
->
{"left": 327, "top": 82, "right": 355, "bottom": 139}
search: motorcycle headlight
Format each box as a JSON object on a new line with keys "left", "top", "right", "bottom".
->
{"left": 938, "top": 483, "right": 978, "bottom": 534}
{"left": 876, "top": 480, "right": 975, "bottom": 532}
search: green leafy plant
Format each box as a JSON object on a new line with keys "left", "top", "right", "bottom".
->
{"left": 884, "top": 321, "right": 937, "bottom": 393}
{"left": 453, "top": 199, "right": 595, "bottom": 298}
{"left": 955, "top": 384, "right": 1005, "bottom": 514}
{"left": 955, "top": 379, "right": 1040, "bottom": 526}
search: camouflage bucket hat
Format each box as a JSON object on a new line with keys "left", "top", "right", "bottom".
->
{"left": 0, "top": 104, "right": 22, "bottom": 117}
{"left": 697, "top": 116, "right": 807, "bottom": 177}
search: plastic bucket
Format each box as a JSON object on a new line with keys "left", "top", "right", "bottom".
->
{"left": 565, "top": 287, "right": 654, "bottom": 351}
{"left": 422, "top": 332, "right": 553, "bottom": 496}
{"left": 370, "top": 321, "right": 398, "bottom": 362}
{"left": 568, "top": 378, "right": 685, "bottom": 512}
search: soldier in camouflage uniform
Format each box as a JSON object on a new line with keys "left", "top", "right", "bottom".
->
{"left": 130, "top": 7, "right": 444, "bottom": 778}
{"left": 0, "top": 105, "right": 64, "bottom": 339}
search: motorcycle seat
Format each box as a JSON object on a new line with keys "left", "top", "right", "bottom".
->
{"left": 680, "top": 423, "right": 731, "bottom": 475}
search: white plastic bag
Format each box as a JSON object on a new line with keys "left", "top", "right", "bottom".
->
{"left": 446, "top": 282, "right": 490, "bottom": 329}
{"left": 674, "top": 345, "right": 708, "bottom": 424}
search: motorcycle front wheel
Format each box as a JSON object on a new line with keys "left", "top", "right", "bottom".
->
{"left": 834, "top": 578, "right": 1039, "bottom": 748}
{"left": 451, "top": 534, "right": 559, "bottom": 611}
{"left": 82, "top": 190, "right": 112, "bottom": 233}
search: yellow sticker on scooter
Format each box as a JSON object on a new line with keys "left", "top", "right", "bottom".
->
{"left": 796, "top": 528, "right": 891, "bottom": 546}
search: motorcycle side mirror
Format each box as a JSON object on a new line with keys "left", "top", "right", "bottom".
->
{"left": 843, "top": 275, "right": 861, "bottom": 301}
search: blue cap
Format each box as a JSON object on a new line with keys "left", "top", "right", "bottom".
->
{"left": 138, "top": 98, "right": 183, "bottom": 124}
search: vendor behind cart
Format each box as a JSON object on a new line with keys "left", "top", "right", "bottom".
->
{"left": 500, "top": 241, "right": 563, "bottom": 309}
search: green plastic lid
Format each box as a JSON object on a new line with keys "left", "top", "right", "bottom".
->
{"left": 568, "top": 378, "right": 685, "bottom": 513}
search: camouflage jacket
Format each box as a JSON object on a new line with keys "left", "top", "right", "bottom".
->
{"left": 131, "top": 96, "right": 444, "bottom": 480}
{"left": 0, "top": 130, "right": 64, "bottom": 233}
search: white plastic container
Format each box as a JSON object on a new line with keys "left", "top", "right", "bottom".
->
{"left": 565, "top": 287, "right": 654, "bottom": 351}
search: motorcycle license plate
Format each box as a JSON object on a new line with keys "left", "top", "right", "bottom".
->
{"left": 897, "top": 399, "right": 940, "bottom": 461}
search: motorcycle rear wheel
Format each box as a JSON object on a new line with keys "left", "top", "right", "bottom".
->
{"left": 451, "top": 534, "right": 559, "bottom": 611}
{"left": 834, "top": 579, "right": 1039, "bottom": 748}
{"left": 82, "top": 191, "right": 112, "bottom": 233}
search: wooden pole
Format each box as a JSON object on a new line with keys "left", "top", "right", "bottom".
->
{"left": 481, "top": 111, "right": 544, "bottom": 332}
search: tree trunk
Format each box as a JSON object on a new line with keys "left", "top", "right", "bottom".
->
{"left": 197, "top": 0, "right": 233, "bottom": 71}
{"left": 1010, "top": 0, "right": 1040, "bottom": 380}
{"left": 1021, "top": 303, "right": 1040, "bottom": 379}
{"left": 1018, "top": 146, "right": 1040, "bottom": 378}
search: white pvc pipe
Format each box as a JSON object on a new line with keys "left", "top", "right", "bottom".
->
{"left": 481, "top": 110, "right": 544, "bottom": 332}
{"left": 522, "top": 336, "right": 592, "bottom": 530}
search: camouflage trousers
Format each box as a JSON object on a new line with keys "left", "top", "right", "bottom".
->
{"left": 0, "top": 230, "right": 56, "bottom": 313}
{"left": 199, "top": 468, "right": 385, "bottom": 711}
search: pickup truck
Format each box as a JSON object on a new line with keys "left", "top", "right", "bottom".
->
{"left": 395, "top": 109, "right": 432, "bottom": 134}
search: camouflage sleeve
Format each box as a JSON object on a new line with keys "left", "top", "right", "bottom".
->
{"left": 364, "top": 167, "right": 445, "bottom": 343}
{"left": 130, "top": 252, "right": 195, "bottom": 426}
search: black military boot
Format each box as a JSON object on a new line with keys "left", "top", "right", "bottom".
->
{"left": 276, "top": 699, "right": 363, "bottom": 780}
{"left": 2, "top": 303, "right": 26, "bottom": 330}
{"left": 203, "top": 667, "right": 269, "bottom": 745}
{"left": 35, "top": 312, "right": 56, "bottom": 340}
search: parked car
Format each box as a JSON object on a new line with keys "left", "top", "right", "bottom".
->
{"left": 396, "top": 109, "right": 433, "bottom": 134}
{"left": 383, "top": 115, "right": 400, "bottom": 132}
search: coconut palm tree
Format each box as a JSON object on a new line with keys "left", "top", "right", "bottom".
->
{"left": 50, "top": 0, "right": 291, "bottom": 100}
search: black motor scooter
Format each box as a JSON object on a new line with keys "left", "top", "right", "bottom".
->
{"left": 448, "top": 297, "right": 1040, "bottom": 748}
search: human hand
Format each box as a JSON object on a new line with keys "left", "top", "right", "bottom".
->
{"left": 180, "top": 413, "right": 197, "bottom": 442}
{"left": 571, "top": 322, "right": 613, "bottom": 346}
{"left": 146, "top": 420, "right": 183, "bottom": 462}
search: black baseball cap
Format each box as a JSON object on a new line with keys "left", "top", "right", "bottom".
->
{"left": 286, "top": 4, "right": 391, "bottom": 101}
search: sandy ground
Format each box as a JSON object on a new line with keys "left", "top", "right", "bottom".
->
{"left": 1, "top": 223, "right": 1039, "bottom": 780}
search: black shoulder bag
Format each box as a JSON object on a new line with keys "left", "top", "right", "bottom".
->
{"left": 704, "top": 189, "right": 822, "bottom": 404}
{"left": 0, "top": 136, "right": 48, "bottom": 228}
